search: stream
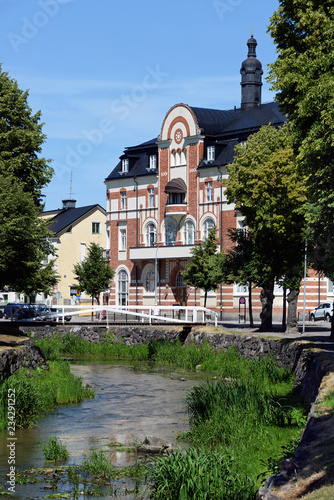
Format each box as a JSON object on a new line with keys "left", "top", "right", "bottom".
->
{"left": 0, "top": 361, "right": 204, "bottom": 499}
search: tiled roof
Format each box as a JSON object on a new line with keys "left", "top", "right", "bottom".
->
{"left": 45, "top": 204, "right": 105, "bottom": 235}
{"left": 105, "top": 102, "right": 286, "bottom": 181}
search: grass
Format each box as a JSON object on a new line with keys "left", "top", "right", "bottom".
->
{"left": 0, "top": 361, "right": 94, "bottom": 430}
{"left": 41, "top": 436, "right": 69, "bottom": 462}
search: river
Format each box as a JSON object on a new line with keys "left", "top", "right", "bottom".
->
{"left": 0, "top": 361, "right": 203, "bottom": 499}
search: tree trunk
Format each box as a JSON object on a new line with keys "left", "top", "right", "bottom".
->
{"left": 91, "top": 296, "right": 94, "bottom": 321}
{"left": 248, "top": 282, "right": 254, "bottom": 328}
{"left": 204, "top": 290, "right": 207, "bottom": 309}
{"left": 259, "top": 282, "right": 274, "bottom": 331}
{"left": 286, "top": 288, "right": 300, "bottom": 334}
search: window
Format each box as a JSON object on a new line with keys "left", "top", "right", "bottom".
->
{"left": 148, "top": 188, "right": 155, "bottom": 208}
{"left": 120, "top": 229, "right": 126, "bottom": 250}
{"left": 120, "top": 191, "right": 127, "bottom": 210}
{"left": 145, "top": 270, "right": 155, "bottom": 292}
{"left": 146, "top": 223, "right": 157, "bottom": 247}
{"left": 167, "top": 192, "right": 185, "bottom": 204}
{"left": 92, "top": 222, "right": 100, "bottom": 234}
{"left": 203, "top": 218, "right": 215, "bottom": 240}
{"left": 176, "top": 271, "right": 186, "bottom": 288}
{"left": 235, "top": 283, "right": 248, "bottom": 294}
{"left": 118, "top": 270, "right": 128, "bottom": 306}
{"left": 206, "top": 181, "right": 213, "bottom": 202}
{"left": 149, "top": 155, "right": 157, "bottom": 170}
{"left": 165, "top": 221, "right": 176, "bottom": 245}
{"left": 184, "top": 220, "right": 195, "bottom": 245}
{"left": 121, "top": 158, "right": 129, "bottom": 173}
{"left": 80, "top": 243, "right": 86, "bottom": 262}
{"left": 207, "top": 146, "right": 215, "bottom": 161}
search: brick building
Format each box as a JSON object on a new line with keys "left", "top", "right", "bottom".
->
{"left": 104, "top": 35, "right": 333, "bottom": 319}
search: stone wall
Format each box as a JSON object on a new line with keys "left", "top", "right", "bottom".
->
{"left": 0, "top": 338, "right": 48, "bottom": 381}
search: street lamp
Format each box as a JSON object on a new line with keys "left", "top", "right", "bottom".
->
{"left": 154, "top": 242, "right": 162, "bottom": 307}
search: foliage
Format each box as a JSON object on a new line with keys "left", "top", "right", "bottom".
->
{"left": 148, "top": 448, "right": 256, "bottom": 500}
{"left": 267, "top": 0, "right": 334, "bottom": 283}
{"left": 182, "top": 227, "right": 225, "bottom": 307}
{"left": 41, "top": 436, "right": 69, "bottom": 461}
{"left": 82, "top": 450, "right": 113, "bottom": 478}
{"left": 73, "top": 242, "right": 114, "bottom": 304}
{"left": 0, "top": 64, "right": 53, "bottom": 205}
{"left": 0, "top": 362, "right": 94, "bottom": 430}
{"left": 0, "top": 65, "right": 57, "bottom": 294}
{"left": 226, "top": 124, "right": 307, "bottom": 329}
{"left": 0, "top": 172, "right": 58, "bottom": 294}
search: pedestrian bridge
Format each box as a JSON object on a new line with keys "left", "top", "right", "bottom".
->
{"left": 52, "top": 305, "right": 218, "bottom": 326}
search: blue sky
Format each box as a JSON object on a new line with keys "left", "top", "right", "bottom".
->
{"left": 1, "top": 0, "right": 279, "bottom": 211}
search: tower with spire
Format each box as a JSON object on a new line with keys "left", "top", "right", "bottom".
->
{"left": 240, "top": 32, "right": 263, "bottom": 111}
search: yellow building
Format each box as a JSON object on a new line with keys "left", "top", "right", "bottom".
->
{"left": 42, "top": 199, "right": 107, "bottom": 305}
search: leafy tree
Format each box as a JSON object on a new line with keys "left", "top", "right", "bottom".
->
{"left": 226, "top": 124, "right": 307, "bottom": 331}
{"left": 0, "top": 65, "right": 56, "bottom": 296}
{"left": 73, "top": 243, "right": 114, "bottom": 310}
{"left": 182, "top": 227, "right": 225, "bottom": 308}
{"left": 0, "top": 173, "right": 58, "bottom": 297}
{"left": 267, "top": 1, "right": 334, "bottom": 333}
{"left": 0, "top": 64, "right": 53, "bottom": 205}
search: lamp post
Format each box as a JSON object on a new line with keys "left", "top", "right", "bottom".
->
{"left": 154, "top": 242, "right": 162, "bottom": 307}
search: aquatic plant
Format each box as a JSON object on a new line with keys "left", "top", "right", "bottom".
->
{"left": 41, "top": 436, "right": 69, "bottom": 461}
{"left": 148, "top": 447, "right": 256, "bottom": 500}
{"left": 0, "top": 361, "right": 94, "bottom": 430}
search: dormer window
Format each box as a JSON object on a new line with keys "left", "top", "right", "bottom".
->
{"left": 207, "top": 146, "right": 215, "bottom": 161}
{"left": 149, "top": 155, "right": 157, "bottom": 170}
{"left": 121, "top": 158, "right": 129, "bottom": 173}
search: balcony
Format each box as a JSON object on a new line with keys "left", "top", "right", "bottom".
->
{"left": 129, "top": 244, "right": 195, "bottom": 262}
{"left": 164, "top": 203, "right": 188, "bottom": 216}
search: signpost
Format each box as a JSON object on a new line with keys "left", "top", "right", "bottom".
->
{"left": 239, "top": 297, "right": 246, "bottom": 324}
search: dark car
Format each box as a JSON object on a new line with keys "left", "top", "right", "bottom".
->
{"left": 32, "top": 304, "right": 52, "bottom": 320}
{"left": 4, "top": 303, "right": 18, "bottom": 319}
{"left": 50, "top": 307, "right": 72, "bottom": 322}
{"left": 3, "top": 303, "right": 35, "bottom": 320}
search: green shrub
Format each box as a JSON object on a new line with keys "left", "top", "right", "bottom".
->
{"left": 41, "top": 436, "right": 69, "bottom": 461}
{"left": 148, "top": 448, "right": 256, "bottom": 500}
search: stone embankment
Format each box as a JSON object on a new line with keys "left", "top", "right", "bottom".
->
{"left": 0, "top": 325, "right": 48, "bottom": 381}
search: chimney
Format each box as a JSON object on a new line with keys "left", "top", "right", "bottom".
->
{"left": 62, "top": 199, "right": 76, "bottom": 210}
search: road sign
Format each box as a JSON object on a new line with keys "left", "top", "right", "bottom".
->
{"left": 239, "top": 297, "right": 246, "bottom": 304}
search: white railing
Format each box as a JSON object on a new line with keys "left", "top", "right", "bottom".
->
{"left": 51, "top": 305, "right": 218, "bottom": 326}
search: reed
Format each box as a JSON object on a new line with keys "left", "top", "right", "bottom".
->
{"left": 41, "top": 436, "right": 69, "bottom": 461}
{"left": 0, "top": 361, "right": 94, "bottom": 430}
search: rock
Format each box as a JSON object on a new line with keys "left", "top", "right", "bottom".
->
{"left": 138, "top": 435, "right": 173, "bottom": 454}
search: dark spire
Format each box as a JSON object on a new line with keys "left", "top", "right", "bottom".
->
{"left": 240, "top": 33, "right": 263, "bottom": 111}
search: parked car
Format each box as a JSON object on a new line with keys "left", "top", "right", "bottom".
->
{"left": 50, "top": 307, "right": 72, "bottom": 322}
{"left": 0, "top": 305, "right": 5, "bottom": 318}
{"left": 3, "top": 303, "right": 35, "bottom": 320}
{"left": 31, "top": 304, "right": 52, "bottom": 320}
{"left": 309, "top": 303, "right": 333, "bottom": 322}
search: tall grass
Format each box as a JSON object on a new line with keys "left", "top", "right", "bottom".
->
{"left": 148, "top": 448, "right": 256, "bottom": 500}
{"left": 0, "top": 361, "right": 94, "bottom": 430}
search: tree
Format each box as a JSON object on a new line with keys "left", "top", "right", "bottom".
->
{"left": 0, "top": 65, "right": 57, "bottom": 296}
{"left": 182, "top": 227, "right": 225, "bottom": 308}
{"left": 226, "top": 124, "right": 307, "bottom": 331}
{"left": 73, "top": 243, "right": 114, "bottom": 311}
{"left": 0, "top": 172, "right": 58, "bottom": 297}
{"left": 0, "top": 65, "right": 53, "bottom": 205}
{"left": 267, "top": 1, "right": 334, "bottom": 333}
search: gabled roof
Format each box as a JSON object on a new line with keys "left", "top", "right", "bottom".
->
{"left": 44, "top": 204, "right": 105, "bottom": 235}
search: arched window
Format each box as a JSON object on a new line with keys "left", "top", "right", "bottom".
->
{"left": 146, "top": 223, "right": 157, "bottom": 247}
{"left": 118, "top": 270, "right": 128, "bottom": 306}
{"left": 184, "top": 220, "right": 195, "bottom": 245}
{"left": 203, "top": 218, "right": 215, "bottom": 240}
{"left": 165, "top": 220, "right": 176, "bottom": 245}
{"left": 145, "top": 269, "right": 155, "bottom": 292}
{"left": 176, "top": 271, "right": 186, "bottom": 288}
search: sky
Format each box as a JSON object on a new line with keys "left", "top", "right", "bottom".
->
{"left": 1, "top": 0, "right": 279, "bottom": 211}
